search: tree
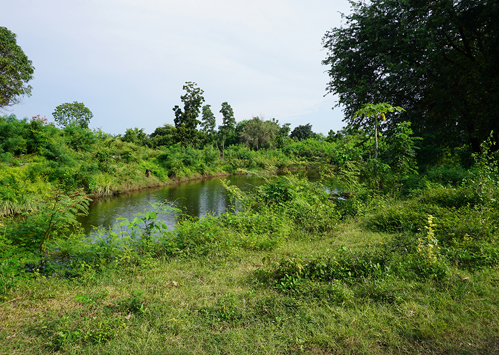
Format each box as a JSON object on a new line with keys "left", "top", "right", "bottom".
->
{"left": 234, "top": 120, "right": 249, "bottom": 144}
{"left": 353, "top": 103, "right": 405, "bottom": 159}
{"left": 240, "top": 116, "right": 280, "bottom": 150}
{"left": 219, "top": 102, "right": 236, "bottom": 159}
{"left": 173, "top": 82, "right": 205, "bottom": 146}
{"left": 122, "top": 127, "right": 150, "bottom": 146}
{"left": 322, "top": 0, "right": 499, "bottom": 152}
{"left": 290, "top": 124, "right": 314, "bottom": 141}
{"left": 276, "top": 121, "right": 291, "bottom": 148}
{"left": 0, "top": 27, "right": 35, "bottom": 109}
{"left": 200, "top": 104, "right": 216, "bottom": 144}
{"left": 52, "top": 101, "right": 93, "bottom": 128}
{"left": 150, "top": 124, "right": 177, "bottom": 148}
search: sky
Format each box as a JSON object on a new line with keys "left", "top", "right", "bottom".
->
{"left": 2, "top": 0, "right": 352, "bottom": 136}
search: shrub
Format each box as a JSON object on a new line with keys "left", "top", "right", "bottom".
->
{"left": 425, "top": 164, "right": 470, "bottom": 186}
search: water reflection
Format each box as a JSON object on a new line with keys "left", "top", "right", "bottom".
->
{"left": 78, "top": 170, "right": 320, "bottom": 234}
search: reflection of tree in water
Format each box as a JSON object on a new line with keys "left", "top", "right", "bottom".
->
{"left": 164, "top": 182, "right": 203, "bottom": 218}
{"left": 198, "top": 181, "right": 226, "bottom": 218}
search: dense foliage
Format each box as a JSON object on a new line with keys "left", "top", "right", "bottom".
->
{"left": 0, "top": 26, "right": 35, "bottom": 109}
{"left": 322, "top": 0, "right": 499, "bottom": 152}
{"left": 290, "top": 123, "right": 315, "bottom": 141}
{"left": 52, "top": 101, "right": 94, "bottom": 129}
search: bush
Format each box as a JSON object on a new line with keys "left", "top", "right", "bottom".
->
{"left": 64, "top": 125, "right": 97, "bottom": 151}
{"left": 425, "top": 164, "right": 470, "bottom": 186}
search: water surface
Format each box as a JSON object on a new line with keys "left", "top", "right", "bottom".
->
{"left": 78, "top": 170, "right": 320, "bottom": 233}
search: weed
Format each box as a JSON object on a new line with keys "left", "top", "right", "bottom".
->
{"left": 417, "top": 215, "right": 440, "bottom": 264}
{"left": 114, "top": 289, "right": 148, "bottom": 315}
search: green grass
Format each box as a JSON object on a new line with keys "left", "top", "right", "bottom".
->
{"left": 2, "top": 167, "right": 499, "bottom": 354}
{"left": 2, "top": 217, "right": 499, "bottom": 354}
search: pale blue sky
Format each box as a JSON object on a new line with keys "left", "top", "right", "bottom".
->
{"left": 2, "top": 0, "right": 352, "bottom": 135}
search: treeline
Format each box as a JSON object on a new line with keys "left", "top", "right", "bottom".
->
{"left": 119, "top": 82, "right": 321, "bottom": 152}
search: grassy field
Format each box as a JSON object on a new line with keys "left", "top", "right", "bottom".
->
{"left": 1, "top": 173, "right": 499, "bottom": 354}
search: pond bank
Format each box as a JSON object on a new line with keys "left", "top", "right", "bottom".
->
{"left": 78, "top": 168, "right": 321, "bottom": 233}
{"left": 86, "top": 165, "right": 315, "bottom": 201}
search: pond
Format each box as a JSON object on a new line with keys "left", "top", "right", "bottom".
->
{"left": 77, "top": 170, "right": 321, "bottom": 234}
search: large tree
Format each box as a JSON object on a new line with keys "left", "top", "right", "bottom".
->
{"left": 322, "top": 0, "right": 499, "bottom": 152}
{"left": 0, "top": 27, "right": 35, "bottom": 109}
{"left": 290, "top": 124, "right": 314, "bottom": 141}
{"left": 240, "top": 116, "right": 280, "bottom": 150}
{"left": 200, "top": 104, "right": 217, "bottom": 144}
{"left": 52, "top": 101, "right": 93, "bottom": 128}
{"left": 219, "top": 102, "right": 236, "bottom": 158}
{"left": 173, "top": 82, "right": 205, "bottom": 146}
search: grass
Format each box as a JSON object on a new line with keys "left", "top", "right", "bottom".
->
{"left": 3, "top": 113, "right": 499, "bottom": 352}
{"left": 2, "top": 163, "right": 499, "bottom": 354}
{"left": 2, "top": 215, "right": 499, "bottom": 354}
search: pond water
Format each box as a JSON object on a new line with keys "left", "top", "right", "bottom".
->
{"left": 77, "top": 170, "right": 321, "bottom": 234}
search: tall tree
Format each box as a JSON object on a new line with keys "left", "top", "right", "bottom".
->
{"left": 173, "top": 82, "right": 205, "bottom": 146}
{"left": 52, "top": 101, "right": 93, "bottom": 128}
{"left": 201, "top": 104, "right": 216, "bottom": 144}
{"left": 0, "top": 27, "right": 35, "bottom": 109}
{"left": 322, "top": 0, "right": 499, "bottom": 152}
{"left": 219, "top": 102, "right": 236, "bottom": 159}
{"left": 240, "top": 116, "right": 280, "bottom": 150}
{"left": 290, "top": 124, "right": 314, "bottom": 141}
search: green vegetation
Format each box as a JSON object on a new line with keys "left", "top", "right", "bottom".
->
{"left": 352, "top": 103, "right": 405, "bottom": 160}
{"left": 0, "top": 108, "right": 354, "bottom": 218}
{"left": 52, "top": 101, "right": 94, "bottom": 129}
{"left": 0, "top": 26, "right": 35, "bottom": 109}
{"left": 322, "top": 0, "right": 499, "bottom": 153}
{"left": 173, "top": 81, "right": 206, "bottom": 147}
{"left": 1, "top": 114, "right": 498, "bottom": 353}
{"left": 290, "top": 123, "right": 315, "bottom": 141}
{"left": 1, "top": 10, "right": 498, "bottom": 352}
{"left": 0, "top": 114, "right": 167, "bottom": 214}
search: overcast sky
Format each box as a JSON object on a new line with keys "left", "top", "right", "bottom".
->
{"left": 2, "top": 0, "right": 352, "bottom": 136}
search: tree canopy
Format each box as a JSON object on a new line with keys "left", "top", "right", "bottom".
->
{"left": 150, "top": 124, "right": 177, "bottom": 148}
{"left": 200, "top": 104, "right": 216, "bottom": 144}
{"left": 290, "top": 124, "right": 315, "bottom": 141}
{"left": 218, "top": 102, "right": 236, "bottom": 157}
{"left": 219, "top": 102, "right": 235, "bottom": 133}
{"left": 173, "top": 82, "right": 205, "bottom": 146}
{"left": 322, "top": 0, "right": 499, "bottom": 152}
{"left": 240, "top": 116, "right": 280, "bottom": 150}
{"left": 122, "top": 127, "right": 150, "bottom": 147}
{"left": 52, "top": 101, "right": 93, "bottom": 128}
{"left": 0, "top": 27, "right": 35, "bottom": 109}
